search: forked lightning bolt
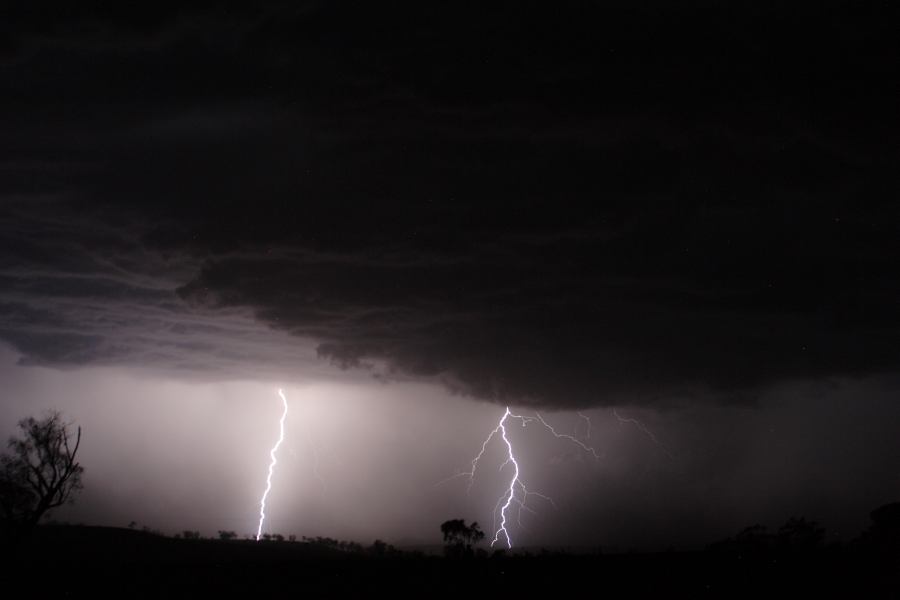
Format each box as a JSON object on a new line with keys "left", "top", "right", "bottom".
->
{"left": 491, "top": 408, "right": 519, "bottom": 548}
{"left": 440, "top": 407, "right": 600, "bottom": 549}
{"left": 256, "top": 388, "right": 289, "bottom": 541}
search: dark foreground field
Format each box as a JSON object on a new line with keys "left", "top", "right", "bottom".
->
{"left": 3, "top": 525, "right": 899, "bottom": 599}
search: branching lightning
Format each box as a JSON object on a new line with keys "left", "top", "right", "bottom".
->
{"left": 532, "top": 413, "right": 602, "bottom": 460}
{"left": 577, "top": 411, "right": 592, "bottom": 439}
{"left": 491, "top": 408, "right": 519, "bottom": 548}
{"left": 439, "top": 407, "right": 671, "bottom": 549}
{"left": 440, "top": 407, "right": 600, "bottom": 549}
{"left": 256, "top": 388, "right": 289, "bottom": 541}
{"left": 613, "top": 408, "right": 673, "bottom": 458}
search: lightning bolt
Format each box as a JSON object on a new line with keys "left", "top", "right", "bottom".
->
{"left": 577, "top": 411, "right": 592, "bottom": 439}
{"left": 440, "top": 407, "right": 600, "bottom": 549}
{"left": 433, "top": 414, "right": 504, "bottom": 493}
{"left": 532, "top": 413, "right": 602, "bottom": 460}
{"left": 256, "top": 388, "right": 289, "bottom": 541}
{"left": 442, "top": 407, "right": 668, "bottom": 548}
{"left": 491, "top": 408, "right": 519, "bottom": 548}
{"left": 613, "top": 408, "right": 673, "bottom": 458}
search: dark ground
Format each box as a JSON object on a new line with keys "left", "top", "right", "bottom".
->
{"left": 2, "top": 525, "right": 898, "bottom": 598}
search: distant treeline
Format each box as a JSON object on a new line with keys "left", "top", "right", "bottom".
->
{"left": 75, "top": 500, "right": 900, "bottom": 560}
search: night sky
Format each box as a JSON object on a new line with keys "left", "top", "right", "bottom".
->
{"left": 1, "top": 2, "right": 898, "bottom": 549}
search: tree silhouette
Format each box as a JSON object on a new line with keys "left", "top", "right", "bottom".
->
{"left": 710, "top": 517, "right": 828, "bottom": 557}
{"left": 0, "top": 411, "right": 83, "bottom": 540}
{"left": 440, "top": 519, "right": 485, "bottom": 557}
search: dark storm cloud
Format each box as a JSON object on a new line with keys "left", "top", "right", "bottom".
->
{"left": 0, "top": 204, "right": 335, "bottom": 379}
{"left": 1, "top": 2, "right": 898, "bottom": 407}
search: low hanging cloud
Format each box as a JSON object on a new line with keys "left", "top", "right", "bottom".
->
{"left": 171, "top": 214, "right": 900, "bottom": 408}
{"left": 2, "top": 193, "right": 899, "bottom": 410}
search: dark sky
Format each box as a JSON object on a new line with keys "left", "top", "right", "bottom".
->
{"left": 1, "top": 1, "right": 898, "bottom": 548}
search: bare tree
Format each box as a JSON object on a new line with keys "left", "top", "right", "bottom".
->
{"left": 0, "top": 411, "right": 84, "bottom": 537}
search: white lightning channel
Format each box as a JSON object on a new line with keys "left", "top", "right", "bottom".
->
{"left": 491, "top": 407, "right": 518, "bottom": 548}
{"left": 613, "top": 408, "right": 673, "bottom": 458}
{"left": 438, "top": 407, "right": 603, "bottom": 549}
{"left": 577, "top": 411, "right": 592, "bottom": 439}
{"left": 531, "top": 413, "right": 602, "bottom": 460}
{"left": 433, "top": 413, "right": 506, "bottom": 493}
{"left": 256, "top": 388, "right": 289, "bottom": 541}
